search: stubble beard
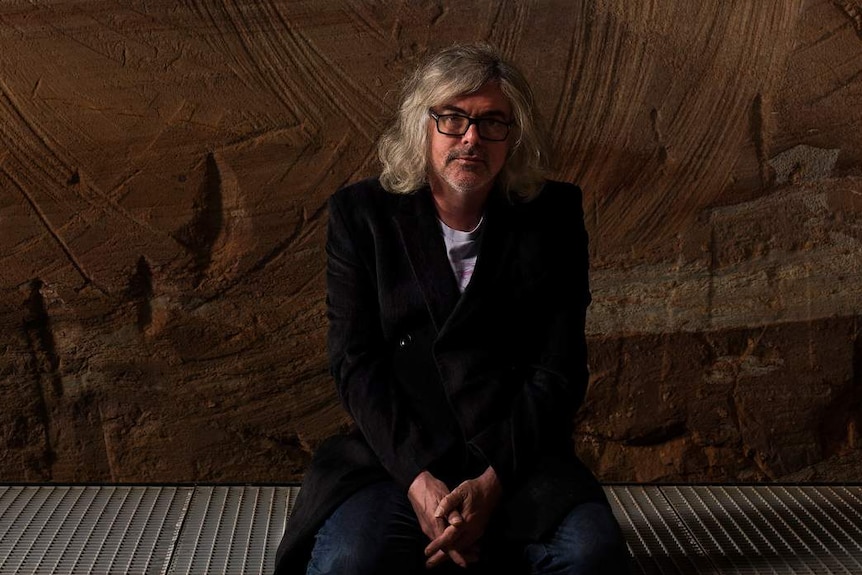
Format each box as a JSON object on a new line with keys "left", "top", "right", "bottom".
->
{"left": 440, "top": 146, "right": 493, "bottom": 195}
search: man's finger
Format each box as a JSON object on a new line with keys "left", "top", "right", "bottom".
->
{"left": 424, "top": 524, "right": 460, "bottom": 557}
{"left": 426, "top": 548, "right": 469, "bottom": 569}
{"left": 434, "top": 489, "right": 464, "bottom": 519}
{"left": 447, "top": 550, "right": 470, "bottom": 568}
{"left": 424, "top": 549, "right": 450, "bottom": 569}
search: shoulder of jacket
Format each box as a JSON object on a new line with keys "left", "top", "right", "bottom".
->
{"left": 539, "top": 179, "right": 582, "bottom": 198}
{"left": 329, "top": 176, "right": 389, "bottom": 210}
{"left": 525, "top": 180, "right": 584, "bottom": 214}
{"left": 333, "top": 176, "right": 385, "bottom": 197}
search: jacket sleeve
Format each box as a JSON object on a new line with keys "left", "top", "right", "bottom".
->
{"left": 324, "top": 191, "right": 444, "bottom": 488}
{"left": 467, "top": 185, "right": 592, "bottom": 488}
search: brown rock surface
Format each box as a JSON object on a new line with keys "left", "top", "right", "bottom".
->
{"left": 1, "top": 1, "right": 859, "bottom": 483}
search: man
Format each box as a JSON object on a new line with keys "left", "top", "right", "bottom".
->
{"left": 273, "top": 43, "right": 632, "bottom": 575}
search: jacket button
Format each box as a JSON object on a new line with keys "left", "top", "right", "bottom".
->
{"left": 398, "top": 334, "right": 413, "bottom": 348}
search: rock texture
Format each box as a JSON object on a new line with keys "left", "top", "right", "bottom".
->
{"left": 0, "top": 0, "right": 859, "bottom": 483}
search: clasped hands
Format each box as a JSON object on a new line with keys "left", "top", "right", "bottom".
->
{"left": 407, "top": 466, "right": 502, "bottom": 569}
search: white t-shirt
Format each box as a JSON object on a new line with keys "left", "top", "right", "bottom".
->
{"left": 439, "top": 217, "right": 484, "bottom": 292}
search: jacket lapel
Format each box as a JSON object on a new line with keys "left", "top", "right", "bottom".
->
{"left": 464, "top": 191, "right": 512, "bottom": 291}
{"left": 394, "top": 187, "right": 461, "bottom": 333}
{"left": 444, "top": 192, "right": 514, "bottom": 331}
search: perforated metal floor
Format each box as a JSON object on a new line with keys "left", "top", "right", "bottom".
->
{"left": 610, "top": 484, "right": 862, "bottom": 574}
{"left": 0, "top": 484, "right": 860, "bottom": 574}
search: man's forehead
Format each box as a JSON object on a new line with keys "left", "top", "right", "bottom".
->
{"left": 434, "top": 84, "right": 512, "bottom": 116}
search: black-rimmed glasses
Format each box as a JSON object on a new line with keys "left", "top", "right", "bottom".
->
{"left": 428, "top": 110, "right": 513, "bottom": 141}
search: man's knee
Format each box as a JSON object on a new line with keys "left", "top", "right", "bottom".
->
{"left": 306, "top": 538, "right": 378, "bottom": 575}
{"left": 524, "top": 501, "right": 632, "bottom": 574}
{"left": 306, "top": 481, "right": 424, "bottom": 575}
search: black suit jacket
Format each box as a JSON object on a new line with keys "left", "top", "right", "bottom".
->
{"left": 273, "top": 177, "right": 605, "bottom": 574}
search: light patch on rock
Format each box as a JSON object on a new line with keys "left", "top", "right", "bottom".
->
{"left": 768, "top": 144, "right": 840, "bottom": 185}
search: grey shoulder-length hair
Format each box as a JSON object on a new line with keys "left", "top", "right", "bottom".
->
{"left": 377, "top": 43, "right": 551, "bottom": 202}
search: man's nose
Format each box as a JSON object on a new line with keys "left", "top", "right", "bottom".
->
{"left": 461, "top": 123, "right": 482, "bottom": 144}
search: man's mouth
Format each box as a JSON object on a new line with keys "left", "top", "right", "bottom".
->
{"left": 447, "top": 152, "right": 485, "bottom": 164}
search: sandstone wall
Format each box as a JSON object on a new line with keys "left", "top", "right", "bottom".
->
{"left": 1, "top": 0, "right": 859, "bottom": 483}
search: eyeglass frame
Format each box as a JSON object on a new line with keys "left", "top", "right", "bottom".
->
{"left": 427, "top": 109, "right": 514, "bottom": 142}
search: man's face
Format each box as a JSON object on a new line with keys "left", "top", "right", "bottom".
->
{"left": 426, "top": 82, "right": 512, "bottom": 198}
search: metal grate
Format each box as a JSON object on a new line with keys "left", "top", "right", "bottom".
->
{"left": 0, "top": 484, "right": 860, "bottom": 574}
{"left": 166, "top": 486, "right": 296, "bottom": 575}
{"left": 607, "top": 484, "right": 862, "bottom": 574}
{"left": 0, "top": 485, "right": 298, "bottom": 575}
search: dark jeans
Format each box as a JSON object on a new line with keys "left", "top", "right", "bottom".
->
{"left": 306, "top": 481, "right": 633, "bottom": 575}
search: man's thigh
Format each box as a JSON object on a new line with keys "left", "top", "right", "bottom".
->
{"left": 306, "top": 481, "right": 426, "bottom": 575}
